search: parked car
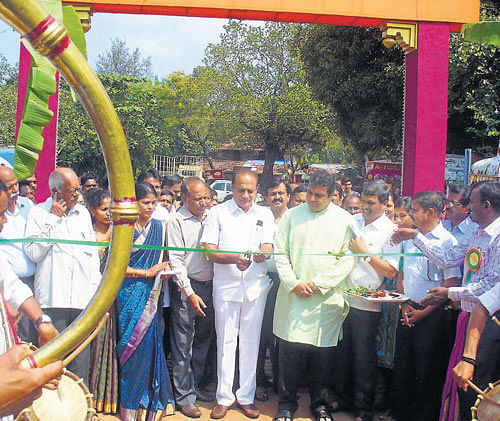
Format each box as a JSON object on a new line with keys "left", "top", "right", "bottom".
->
{"left": 210, "top": 180, "right": 232, "bottom": 202}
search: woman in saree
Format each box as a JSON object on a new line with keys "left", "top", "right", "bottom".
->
{"left": 116, "top": 182, "right": 174, "bottom": 421}
{"left": 86, "top": 188, "right": 119, "bottom": 414}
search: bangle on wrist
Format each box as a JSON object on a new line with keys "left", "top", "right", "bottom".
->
{"left": 461, "top": 356, "right": 476, "bottom": 366}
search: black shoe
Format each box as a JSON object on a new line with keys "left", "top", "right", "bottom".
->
{"left": 312, "top": 406, "right": 333, "bottom": 421}
{"left": 196, "top": 387, "right": 215, "bottom": 402}
{"left": 274, "top": 409, "right": 294, "bottom": 421}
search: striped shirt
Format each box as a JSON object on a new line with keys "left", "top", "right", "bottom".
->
{"left": 413, "top": 215, "right": 500, "bottom": 312}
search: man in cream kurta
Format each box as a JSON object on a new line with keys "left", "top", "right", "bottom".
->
{"left": 273, "top": 171, "right": 355, "bottom": 421}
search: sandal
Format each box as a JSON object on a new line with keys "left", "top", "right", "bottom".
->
{"left": 274, "top": 409, "right": 293, "bottom": 421}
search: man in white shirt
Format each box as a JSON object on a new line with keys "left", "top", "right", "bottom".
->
{"left": 334, "top": 180, "right": 400, "bottom": 421}
{"left": 24, "top": 168, "right": 101, "bottom": 384}
{"left": 168, "top": 177, "right": 214, "bottom": 418}
{"left": 0, "top": 167, "right": 36, "bottom": 343}
{"left": 201, "top": 169, "right": 274, "bottom": 419}
{"left": 0, "top": 181, "right": 59, "bottom": 421}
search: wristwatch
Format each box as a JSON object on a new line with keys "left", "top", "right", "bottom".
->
{"left": 35, "top": 314, "right": 53, "bottom": 330}
{"left": 363, "top": 256, "right": 372, "bottom": 264}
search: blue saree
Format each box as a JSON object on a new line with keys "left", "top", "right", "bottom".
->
{"left": 116, "top": 219, "right": 174, "bottom": 420}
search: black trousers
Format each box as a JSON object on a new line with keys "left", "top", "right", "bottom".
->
{"left": 256, "top": 271, "right": 280, "bottom": 387}
{"left": 277, "top": 338, "right": 335, "bottom": 415}
{"left": 391, "top": 305, "right": 448, "bottom": 421}
{"left": 335, "top": 307, "right": 380, "bottom": 418}
{"left": 44, "top": 307, "right": 90, "bottom": 384}
{"left": 169, "top": 279, "right": 215, "bottom": 406}
{"left": 459, "top": 310, "right": 500, "bottom": 421}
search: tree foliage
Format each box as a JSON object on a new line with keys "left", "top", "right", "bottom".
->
{"left": 447, "top": 4, "right": 500, "bottom": 156}
{"left": 203, "top": 21, "right": 334, "bottom": 186}
{"left": 300, "top": 25, "right": 405, "bottom": 163}
{"left": 95, "top": 38, "right": 153, "bottom": 78}
{"left": 0, "top": 53, "right": 18, "bottom": 148}
{"left": 57, "top": 74, "right": 167, "bottom": 177}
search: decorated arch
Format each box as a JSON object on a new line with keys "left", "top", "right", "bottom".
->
{"left": 15, "top": 0, "right": 480, "bottom": 199}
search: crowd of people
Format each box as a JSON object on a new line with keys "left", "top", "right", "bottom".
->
{"left": 0, "top": 165, "right": 499, "bottom": 421}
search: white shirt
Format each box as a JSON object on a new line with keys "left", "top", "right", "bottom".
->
{"left": 347, "top": 213, "right": 401, "bottom": 312}
{"left": 201, "top": 199, "right": 274, "bottom": 302}
{"left": 478, "top": 282, "right": 500, "bottom": 315}
{"left": 403, "top": 223, "right": 460, "bottom": 303}
{"left": 24, "top": 198, "right": 101, "bottom": 309}
{"left": 0, "top": 252, "right": 33, "bottom": 421}
{"left": 0, "top": 196, "right": 36, "bottom": 278}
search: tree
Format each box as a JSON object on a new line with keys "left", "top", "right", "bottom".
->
{"left": 203, "top": 21, "right": 334, "bottom": 187}
{"left": 0, "top": 53, "right": 17, "bottom": 86}
{"left": 95, "top": 38, "right": 153, "bottom": 78}
{"left": 0, "top": 54, "right": 17, "bottom": 147}
{"left": 300, "top": 25, "right": 405, "bottom": 163}
{"left": 300, "top": 2, "right": 500, "bottom": 162}
{"left": 57, "top": 74, "right": 168, "bottom": 177}
{"left": 447, "top": 3, "right": 500, "bottom": 156}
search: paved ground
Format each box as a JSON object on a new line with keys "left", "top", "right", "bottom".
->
{"left": 98, "top": 392, "right": 392, "bottom": 420}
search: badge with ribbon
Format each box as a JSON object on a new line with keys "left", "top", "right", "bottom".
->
{"left": 464, "top": 248, "right": 482, "bottom": 285}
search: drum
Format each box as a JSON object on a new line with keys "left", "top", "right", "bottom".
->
{"left": 471, "top": 380, "right": 500, "bottom": 421}
{"left": 15, "top": 369, "right": 95, "bottom": 421}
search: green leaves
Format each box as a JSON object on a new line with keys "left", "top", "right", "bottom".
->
{"left": 462, "top": 22, "right": 500, "bottom": 46}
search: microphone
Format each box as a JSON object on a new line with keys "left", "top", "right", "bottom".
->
{"left": 245, "top": 219, "right": 263, "bottom": 263}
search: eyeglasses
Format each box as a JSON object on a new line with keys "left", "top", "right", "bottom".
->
{"left": 60, "top": 187, "right": 79, "bottom": 195}
{"left": 447, "top": 200, "right": 463, "bottom": 207}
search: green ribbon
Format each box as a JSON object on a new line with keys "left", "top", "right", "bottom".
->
{"left": 0, "top": 237, "right": 424, "bottom": 258}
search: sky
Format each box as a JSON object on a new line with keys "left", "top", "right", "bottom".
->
{"left": 0, "top": 13, "right": 234, "bottom": 78}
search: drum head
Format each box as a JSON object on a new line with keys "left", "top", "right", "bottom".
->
{"left": 473, "top": 380, "right": 500, "bottom": 421}
{"left": 30, "top": 370, "right": 92, "bottom": 421}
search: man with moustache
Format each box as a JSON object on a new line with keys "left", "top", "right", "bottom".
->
{"left": 394, "top": 181, "right": 500, "bottom": 421}
{"left": 273, "top": 171, "right": 355, "bottom": 421}
{"left": 334, "top": 180, "right": 401, "bottom": 421}
{"left": 201, "top": 169, "right": 274, "bottom": 419}
{"left": 443, "top": 184, "right": 478, "bottom": 261}
{"left": 255, "top": 178, "right": 291, "bottom": 401}
{"left": 389, "top": 191, "right": 460, "bottom": 421}
{"left": 168, "top": 177, "right": 214, "bottom": 418}
{"left": 24, "top": 168, "right": 101, "bottom": 383}
{"left": 342, "top": 193, "right": 362, "bottom": 215}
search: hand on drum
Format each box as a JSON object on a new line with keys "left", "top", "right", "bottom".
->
{"left": 0, "top": 344, "right": 63, "bottom": 417}
{"left": 453, "top": 360, "right": 475, "bottom": 391}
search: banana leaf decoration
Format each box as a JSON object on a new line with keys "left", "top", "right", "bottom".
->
{"left": 14, "top": 0, "right": 87, "bottom": 179}
{"left": 462, "top": 21, "right": 500, "bottom": 46}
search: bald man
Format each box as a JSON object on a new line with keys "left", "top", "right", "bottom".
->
{"left": 167, "top": 177, "right": 214, "bottom": 417}
{"left": 24, "top": 168, "right": 101, "bottom": 383}
{"left": 201, "top": 170, "right": 275, "bottom": 419}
